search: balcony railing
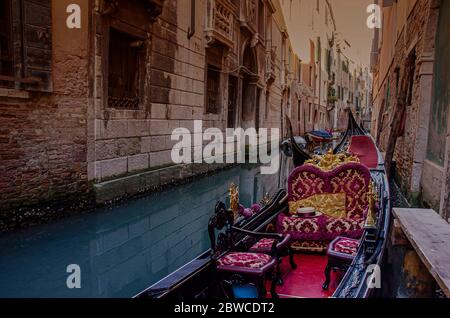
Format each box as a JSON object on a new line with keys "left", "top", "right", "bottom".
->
{"left": 239, "top": 0, "right": 257, "bottom": 33}
{"left": 205, "top": 0, "right": 235, "bottom": 48}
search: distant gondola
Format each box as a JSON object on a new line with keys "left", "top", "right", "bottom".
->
{"left": 136, "top": 111, "right": 390, "bottom": 299}
{"left": 285, "top": 116, "right": 312, "bottom": 167}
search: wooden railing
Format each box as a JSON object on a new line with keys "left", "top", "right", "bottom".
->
{"left": 390, "top": 208, "right": 450, "bottom": 298}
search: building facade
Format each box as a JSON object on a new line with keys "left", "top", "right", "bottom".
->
{"left": 281, "top": 0, "right": 373, "bottom": 135}
{"left": 371, "top": 0, "right": 450, "bottom": 221}
{"left": 0, "top": 0, "right": 304, "bottom": 229}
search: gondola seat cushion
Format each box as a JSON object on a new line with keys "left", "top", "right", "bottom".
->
{"left": 216, "top": 252, "right": 276, "bottom": 275}
{"left": 277, "top": 163, "right": 371, "bottom": 250}
{"left": 249, "top": 234, "right": 291, "bottom": 253}
{"left": 327, "top": 236, "right": 360, "bottom": 261}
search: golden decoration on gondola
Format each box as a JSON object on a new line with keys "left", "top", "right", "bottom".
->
{"left": 305, "top": 149, "right": 360, "bottom": 171}
{"left": 228, "top": 183, "right": 239, "bottom": 219}
{"left": 365, "top": 182, "right": 378, "bottom": 228}
{"left": 260, "top": 193, "right": 271, "bottom": 206}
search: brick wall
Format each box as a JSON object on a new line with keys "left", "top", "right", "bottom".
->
{"left": 0, "top": 0, "right": 90, "bottom": 225}
{"left": 0, "top": 0, "right": 296, "bottom": 230}
{"left": 372, "top": 0, "right": 446, "bottom": 213}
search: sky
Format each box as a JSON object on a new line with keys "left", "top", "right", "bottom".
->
{"left": 282, "top": 0, "right": 374, "bottom": 67}
{"left": 329, "top": 0, "right": 374, "bottom": 66}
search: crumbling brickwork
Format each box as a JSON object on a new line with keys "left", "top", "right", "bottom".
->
{"left": 372, "top": 0, "right": 449, "bottom": 219}
{"left": 1, "top": 0, "right": 300, "bottom": 231}
{"left": 0, "top": 0, "right": 90, "bottom": 229}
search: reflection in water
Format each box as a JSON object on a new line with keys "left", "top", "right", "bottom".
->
{"left": 0, "top": 161, "right": 290, "bottom": 298}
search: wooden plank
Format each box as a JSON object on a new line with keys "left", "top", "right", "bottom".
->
{"left": 393, "top": 208, "right": 450, "bottom": 297}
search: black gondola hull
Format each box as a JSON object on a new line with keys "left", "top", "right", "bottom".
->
{"left": 136, "top": 111, "right": 391, "bottom": 299}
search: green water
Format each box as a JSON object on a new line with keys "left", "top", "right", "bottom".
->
{"left": 0, "top": 163, "right": 287, "bottom": 298}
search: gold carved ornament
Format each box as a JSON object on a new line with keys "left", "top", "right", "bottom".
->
{"left": 305, "top": 149, "right": 360, "bottom": 172}
{"left": 365, "top": 182, "right": 378, "bottom": 228}
{"left": 228, "top": 183, "right": 239, "bottom": 219}
{"left": 260, "top": 193, "right": 271, "bottom": 206}
{"left": 288, "top": 193, "right": 347, "bottom": 219}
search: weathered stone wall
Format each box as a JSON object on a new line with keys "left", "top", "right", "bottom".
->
{"left": 0, "top": 0, "right": 299, "bottom": 229}
{"left": 372, "top": 0, "right": 445, "bottom": 212}
{"left": 0, "top": 0, "right": 90, "bottom": 221}
{"left": 89, "top": 0, "right": 289, "bottom": 191}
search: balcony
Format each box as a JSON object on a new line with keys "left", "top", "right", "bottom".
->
{"left": 205, "top": 0, "right": 236, "bottom": 48}
{"left": 239, "top": 0, "right": 258, "bottom": 34}
{"left": 265, "top": 47, "right": 276, "bottom": 85}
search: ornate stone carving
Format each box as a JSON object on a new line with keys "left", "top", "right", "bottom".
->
{"left": 239, "top": 0, "right": 258, "bottom": 33}
{"left": 246, "top": 0, "right": 257, "bottom": 23}
{"left": 205, "top": 0, "right": 235, "bottom": 48}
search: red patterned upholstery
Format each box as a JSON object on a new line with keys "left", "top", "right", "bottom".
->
{"left": 288, "top": 163, "right": 371, "bottom": 219}
{"left": 251, "top": 238, "right": 275, "bottom": 250}
{"left": 279, "top": 214, "right": 327, "bottom": 240}
{"left": 326, "top": 236, "right": 360, "bottom": 262}
{"left": 249, "top": 234, "right": 292, "bottom": 253}
{"left": 323, "top": 236, "right": 361, "bottom": 290}
{"left": 217, "top": 252, "right": 272, "bottom": 269}
{"left": 277, "top": 163, "right": 371, "bottom": 251}
{"left": 331, "top": 237, "right": 360, "bottom": 256}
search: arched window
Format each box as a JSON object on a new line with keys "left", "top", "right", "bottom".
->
{"left": 0, "top": 0, "right": 13, "bottom": 87}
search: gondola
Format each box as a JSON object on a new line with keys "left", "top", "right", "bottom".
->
{"left": 286, "top": 118, "right": 312, "bottom": 167}
{"left": 135, "top": 111, "right": 390, "bottom": 299}
{"left": 307, "top": 130, "right": 333, "bottom": 143}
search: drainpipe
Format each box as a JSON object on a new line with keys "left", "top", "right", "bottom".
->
{"left": 187, "top": 0, "right": 195, "bottom": 39}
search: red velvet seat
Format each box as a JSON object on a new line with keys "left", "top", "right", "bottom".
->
{"left": 323, "top": 236, "right": 361, "bottom": 290}
{"left": 329, "top": 237, "right": 360, "bottom": 259}
{"left": 217, "top": 252, "right": 276, "bottom": 276}
{"left": 248, "top": 234, "right": 297, "bottom": 282}
{"left": 277, "top": 163, "right": 372, "bottom": 252}
{"left": 249, "top": 235, "right": 291, "bottom": 253}
{"left": 209, "top": 202, "right": 281, "bottom": 298}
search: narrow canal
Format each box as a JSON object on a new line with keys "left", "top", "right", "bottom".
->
{"left": 0, "top": 160, "right": 290, "bottom": 298}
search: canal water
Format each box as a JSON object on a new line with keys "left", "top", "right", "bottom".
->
{"left": 0, "top": 161, "right": 290, "bottom": 298}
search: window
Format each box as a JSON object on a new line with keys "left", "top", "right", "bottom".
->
{"left": 406, "top": 51, "right": 416, "bottom": 106}
{"left": 309, "top": 103, "right": 313, "bottom": 122}
{"left": 206, "top": 65, "right": 221, "bottom": 114}
{"left": 0, "top": 0, "right": 52, "bottom": 91}
{"left": 108, "top": 28, "right": 143, "bottom": 109}
{"left": 298, "top": 100, "right": 301, "bottom": 121}
{"left": 258, "top": 0, "right": 265, "bottom": 39}
{"left": 265, "top": 91, "right": 270, "bottom": 119}
{"left": 0, "top": 0, "right": 13, "bottom": 87}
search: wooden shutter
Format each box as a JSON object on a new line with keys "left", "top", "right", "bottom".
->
{"left": 12, "top": 0, "right": 52, "bottom": 92}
